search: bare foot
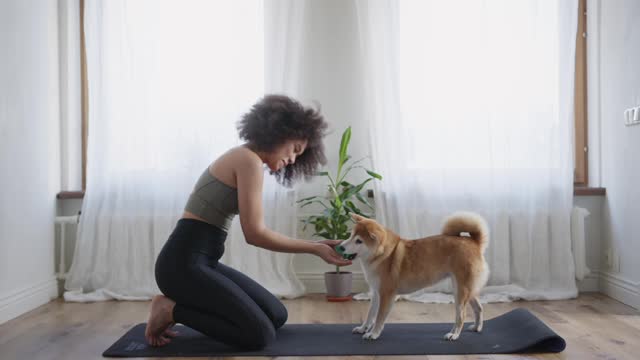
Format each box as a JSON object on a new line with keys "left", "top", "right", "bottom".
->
{"left": 145, "top": 295, "right": 178, "bottom": 347}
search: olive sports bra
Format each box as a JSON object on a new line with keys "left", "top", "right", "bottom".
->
{"left": 184, "top": 168, "right": 239, "bottom": 232}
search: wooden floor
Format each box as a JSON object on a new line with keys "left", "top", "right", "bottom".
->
{"left": 1, "top": 293, "right": 638, "bottom": 360}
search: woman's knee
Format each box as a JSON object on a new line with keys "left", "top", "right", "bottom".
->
{"left": 272, "top": 303, "right": 288, "bottom": 329}
{"left": 242, "top": 322, "right": 276, "bottom": 350}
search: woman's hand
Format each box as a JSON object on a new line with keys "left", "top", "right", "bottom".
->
{"left": 316, "top": 239, "right": 343, "bottom": 247}
{"left": 314, "top": 241, "right": 352, "bottom": 266}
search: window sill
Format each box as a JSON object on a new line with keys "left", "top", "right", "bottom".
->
{"left": 574, "top": 187, "right": 606, "bottom": 196}
{"left": 57, "top": 187, "right": 606, "bottom": 200}
{"left": 56, "top": 191, "right": 85, "bottom": 199}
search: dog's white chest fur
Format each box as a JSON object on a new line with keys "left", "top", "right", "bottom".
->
{"left": 359, "top": 259, "right": 380, "bottom": 288}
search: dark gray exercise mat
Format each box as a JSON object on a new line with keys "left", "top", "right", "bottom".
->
{"left": 103, "top": 308, "right": 565, "bottom": 357}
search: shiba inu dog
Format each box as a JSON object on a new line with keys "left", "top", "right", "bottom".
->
{"left": 337, "top": 212, "right": 489, "bottom": 341}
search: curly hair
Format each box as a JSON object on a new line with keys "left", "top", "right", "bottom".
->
{"left": 237, "top": 95, "right": 329, "bottom": 187}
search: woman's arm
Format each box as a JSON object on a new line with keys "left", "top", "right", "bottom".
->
{"left": 235, "top": 150, "right": 351, "bottom": 266}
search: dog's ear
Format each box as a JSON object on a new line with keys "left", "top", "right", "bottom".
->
{"left": 351, "top": 214, "right": 365, "bottom": 222}
{"left": 369, "top": 231, "right": 377, "bottom": 241}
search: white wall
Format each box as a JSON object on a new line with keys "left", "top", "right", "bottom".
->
{"left": 0, "top": 0, "right": 61, "bottom": 324}
{"left": 588, "top": 0, "right": 640, "bottom": 308}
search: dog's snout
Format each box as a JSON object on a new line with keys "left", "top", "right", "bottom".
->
{"left": 337, "top": 245, "right": 345, "bottom": 252}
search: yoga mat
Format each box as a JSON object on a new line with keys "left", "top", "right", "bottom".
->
{"left": 103, "top": 308, "right": 565, "bottom": 357}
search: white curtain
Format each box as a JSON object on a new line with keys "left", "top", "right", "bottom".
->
{"left": 354, "top": 0, "right": 579, "bottom": 302}
{"left": 219, "top": 0, "right": 310, "bottom": 299}
{"left": 65, "top": 0, "right": 305, "bottom": 301}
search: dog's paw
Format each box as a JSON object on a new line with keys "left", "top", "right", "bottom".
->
{"left": 352, "top": 325, "right": 367, "bottom": 334}
{"left": 444, "top": 332, "right": 460, "bottom": 341}
{"left": 468, "top": 323, "right": 483, "bottom": 332}
{"left": 362, "top": 331, "right": 380, "bottom": 340}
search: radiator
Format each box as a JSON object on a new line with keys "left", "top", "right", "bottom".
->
{"left": 54, "top": 213, "right": 80, "bottom": 280}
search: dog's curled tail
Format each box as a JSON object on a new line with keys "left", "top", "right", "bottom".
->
{"left": 441, "top": 211, "right": 489, "bottom": 252}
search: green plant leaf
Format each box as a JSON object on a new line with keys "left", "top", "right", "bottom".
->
{"left": 300, "top": 200, "right": 328, "bottom": 209}
{"left": 338, "top": 157, "right": 368, "bottom": 183}
{"left": 296, "top": 195, "right": 318, "bottom": 203}
{"left": 335, "top": 127, "right": 352, "bottom": 182}
{"left": 315, "top": 171, "right": 329, "bottom": 176}
{"left": 366, "top": 169, "right": 383, "bottom": 180}
{"left": 340, "top": 178, "right": 372, "bottom": 201}
{"left": 338, "top": 126, "right": 352, "bottom": 167}
{"left": 344, "top": 157, "right": 366, "bottom": 167}
{"left": 345, "top": 200, "right": 364, "bottom": 215}
{"left": 355, "top": 192, "right": 373, "bottom": 209}
{"left": 314, "top": 224, "right": 330, "bottom": 239}
{"left": 314, "top": 232, "right": 332, "bottom": 239}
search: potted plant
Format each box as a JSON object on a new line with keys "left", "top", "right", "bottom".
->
{"left": 297, "top": 126, "right": 382, "bottom": 301}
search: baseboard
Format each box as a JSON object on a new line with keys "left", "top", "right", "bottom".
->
{"left": 0, "top": 276, "right": 58, "bottom": 324}
{"left": 297, "top": 272, "right": 369, "bottom": 294}
{"left": 598, "top": 271, "right": 640, "bottom": 309}
{"left": 577, "top": 272, "right": 600, "bottom": 292}
{"left": 297, "top": 271, "right": 616, "bottom": 300}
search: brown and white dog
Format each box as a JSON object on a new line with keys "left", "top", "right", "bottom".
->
{"left": 338, "top": 212, "right": 490, "bottom": 341}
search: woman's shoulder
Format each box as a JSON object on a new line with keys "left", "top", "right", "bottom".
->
{"left": 228, "top": 145, "right": 262, "bottom": 166}
{"left": 210, "top": 145, "right": 262, "bottom": 176}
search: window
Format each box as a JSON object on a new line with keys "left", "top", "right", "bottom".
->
{"left": 73, "top": 0, "right": 590, "bottom": 193}
{"left": 396, "top": 0, "right": 574, "bottom": 178}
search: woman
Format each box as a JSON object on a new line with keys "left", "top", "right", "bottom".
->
{"left": 145, "top": 95, "right": 352, "bottom": 349}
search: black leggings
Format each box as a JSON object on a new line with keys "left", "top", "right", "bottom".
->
{"left": 155, "top": 218, "right": 287, "bottom": 350}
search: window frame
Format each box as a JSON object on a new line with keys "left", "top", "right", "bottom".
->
{"left": 80, "top": 0, "right": 88, "bottom": 191}
{"left": 574, "top": 0, "right": 588, "bottom": 186}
